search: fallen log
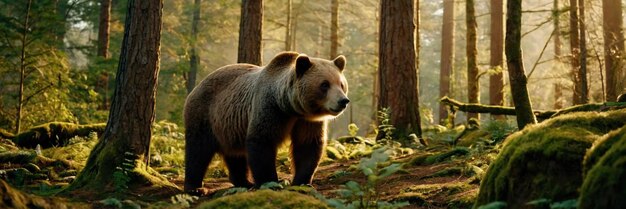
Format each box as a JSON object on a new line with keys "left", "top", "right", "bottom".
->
{"left": 439, "top": 96, "right": 626, "bottom": 121}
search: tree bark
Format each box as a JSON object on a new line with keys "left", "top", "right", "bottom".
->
{"left": 489, "top": 0, "right": 504, "bottom": 119}
{"left": 330, "top": 0, "right": 339, "bottom": 59}
{"left": 97, "top": 0, "right": 112, "bottom": 110}
{"left": 66, "top": 0, "right": 178, "bottom": 194}
{"left": 603, "top": 0, "right": 626, "bottom": 102}
{"left": 569, "top": 0, "right": 584, "bottom": 104}
{"left": 466, "top": 0, "right": 479, "bottom": 121}
{"left": 577, "top": 0, "right": 588, "bottom": 103}
{"left": 187, "top": 0, "right": 201, "bottom": 94}
{"left": 505, "top": 0, "right": 537, "bottom": 129}
{"left": 439, "top": 0, "right": 454, "bottom": 124}
{"left": 237, "top": 0, "right": 263, "bottom": 65}
{"left": 377, "top": 0, "right": 422, "bottom": 139}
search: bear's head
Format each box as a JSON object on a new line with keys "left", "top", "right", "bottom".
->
{"left": 293, "top": 54, "right": 349, "bottom": 121}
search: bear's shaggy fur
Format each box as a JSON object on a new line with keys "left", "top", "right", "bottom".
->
{"left": 184, "top": 52, "right": 349, "bottom": 193}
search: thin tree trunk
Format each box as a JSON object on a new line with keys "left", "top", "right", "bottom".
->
{"left": 439, "top": 0, "right": 454, "bottom": 124}
{"left": 466, "top": 0, "right": 479, "bottom": 121}
{"left": 16, "top": 0, "right": 33, "bottom": 134}
{"left": 569, "top": 0, "right": 583, "bottom": 104}
{"left": 505, "top": 0, "right": 537, "bottom": 129}
{"left": 284, "top": 0, "right": 292, "bottom": 51}
{"left": 330, "top": 0, "right": 339, "bottom": 59}
{"left": 187, "top": 0, "right": 201, "bottom": 94}
{"left": 552, "top": 4, "right": 566, "bottom": 112}
{"left": 489, "top": 0, "right": 504, "bottom": 119}
{"left": 238, "top": 0, "right": 263, "bottom": 65}
{"left": 377, "top": 0, "right": 422, "bottom": 139}
{"left": 97, "top": 0, "right": 112, "bottom": 110}
{"left": 577, "top": 0, "right": 588, "bottom": 103}
{"left": 66, "top": 0, "right": 177, "bottom": 194}
{"left": 603, "top": 0, "right": 626, "bottom": 102}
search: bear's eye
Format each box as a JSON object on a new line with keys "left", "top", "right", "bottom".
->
{"left": 320, "top": 81, "right": 330, "bottom": 92}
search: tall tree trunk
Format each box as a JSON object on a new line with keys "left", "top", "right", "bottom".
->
{"left": 66, "top": 0, "right": 178, "bottom": 194}
{"left": 238, "top": 0, "right": 263, "bottom": 65}
{"left": 569, "top": 0, "right": 583, "bottom": 104}
{"left": 284, "top": 0, "right": 292, "bottom": 51}
{"left": 439, "top": 0, "right": 454, "bottom": 124}
{"left": 577, "top": 0, "right": 588, "bottom": 103}
{"left": 466, "top": 0, "right": 479, "bottom": 121}
{"left": 603, "top": 0, "right": 626, "bottom": 101}
{"left": 377, "top": 0, "right": 422, "bottom": 139}
{"left": 330, "top": 0, "right": 339, "bottom": 59}
{"left": 97, "top": 0, "right": 112, "bottom": 110}
{"left": 187, "top": 0, "right": 201, "bottom": 94}
{"left": 16, "top": 0, "right": 33, "bottom": 134}
{"left": 505, "top": 0, "right": 537, "bottom": 129}
{"left": 554, "top": 0, "right": 564, "bottom": 109}
{"left": 489, "top": 0, "right": 504, "bottom": 119}
{"left": 97, "top": 0, "right": 111, "bottom": 58}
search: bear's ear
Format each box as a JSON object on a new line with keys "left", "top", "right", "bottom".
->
{"left": 296, "top": 55, "right": 312, "bottom": 78}
{"left": 333, "top": 55, "right": 346, "bottom": 72}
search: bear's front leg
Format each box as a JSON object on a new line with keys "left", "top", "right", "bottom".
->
{"left": 246, "top": 112, "right": 291, "bottom": 187}
{"left": 291, "top": 120, "right": 326, "bottom": 185}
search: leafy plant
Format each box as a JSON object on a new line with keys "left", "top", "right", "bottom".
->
{"left": 477, "top": 201, "right": 507, "bottom": 209}
{"left": 323, "top": 147, "right": 408, "bottom": 209}
{"left": 171, "top": 194, "right": 199, "bottom": 208}
{"left": 113, "top": 152, "right": 136, "bottom": 192}
{"left": 377, "top": 108, "right": 395, "bottom": 142}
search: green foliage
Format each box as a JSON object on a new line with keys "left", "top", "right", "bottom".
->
{"left": 477, "top": 201, "right": 507, "bottom": 209}
{"left": 113, "top": 152, "right": 137, "bottom": 193}
{"left": 377, "top": 108, "right": 395, "bottom": 142}
{"left": 196, "top": 190, "right": 330, "bottom": 209}
{"left": 323, "top": 147, "right": 408, "bottom": 209}
{"left": 170, "top": 194, "right": 199, "bottom": 208}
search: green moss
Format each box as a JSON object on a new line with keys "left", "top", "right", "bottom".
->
{"left": 423, "top": 147, "right": 469, "bottom": 165}
{"left": 0, "top": 150, "right": 36, "bottom": 164}
{"left": 196, "top": 190, "right": 330, "bottom": 209}
{"left": 582, "top": 127, "right": 625, "bottom": 176}
{"left": 0, "top": 179, "right": 84, "bottom": 209}
{"left": 0, "top": 128, "right": 14, "bottom": 139}
{"left": 578, "top": 126, "right": 626, "bottom": 209}
{"left": 474, "top": 109, "right": 626, "bottom": 209}
{"left": 13, "top": 122, "right": 105, "bottom": 148}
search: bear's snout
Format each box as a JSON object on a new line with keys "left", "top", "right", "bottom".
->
{"left": 338, "top": 98, "right": 350, "bottom": 109}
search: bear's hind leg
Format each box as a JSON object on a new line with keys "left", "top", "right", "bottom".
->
{"left": 224, "top": 155, "right": 253, "bottom": 188}
{"left": 184, "top": 127, "right": 217, "bottom": 194}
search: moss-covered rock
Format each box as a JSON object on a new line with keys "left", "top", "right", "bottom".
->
{"left": 578, "top": 125, "right": 626, "bottom": 209}
{"left": 196, "top": 190, "right": 329, "bottom": 209}
{"left": 13, "top": 122, "right": 105, "bottom": 148}
{"left": 474, "top": 110, "right": 626, "bottom": 209}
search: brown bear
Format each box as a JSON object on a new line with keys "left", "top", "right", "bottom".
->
{"left": 183, "top": 52, "right": 349, "bottom": 193}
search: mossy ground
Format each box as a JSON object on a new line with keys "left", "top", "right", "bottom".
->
{"left": 474, "top": 109, "right": 626, "bottom": 209}
{"left": 578, "top": 125, "right": 626, "bottom": 209}
{"left": 196, "top": 190, "right": 330, "bottom": 209}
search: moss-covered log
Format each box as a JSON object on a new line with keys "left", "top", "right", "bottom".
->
{"left": 440, "top": 96, "right": 626, "bottom": 121}
{"left": 473, "top": 109, "right": 626, "bottom": 209}
{"left": 579, "top": 126, "right": 626, "bottom": 208}
{"left": 197, "top": 190, "right": 330, "bottom": 209}
{"left": 12, "top": 122, "right": 105, "bottom": 148}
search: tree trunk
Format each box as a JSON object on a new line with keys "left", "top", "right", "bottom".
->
{"left": 554, "top": 0, "right": 564, "bottom": 109}
{"left": 187, "top": 0, "right": 201, "bottom": 94}
{"left": 16, "top": 0, "right": 33, "bottom": 134}
{"left": 330, "top": 0, "right": 339, "bottom": 59}
{"left": 439, "top": 0, "right": 454, "bottom": 124}
{"left": 489, "top": 0, "right": 504, "bottom": 119}
{"left": 238, "top": 0, "right": 263, "bottom": 65}
{"left": 505, "top": 0, "right": 537, "bottom": 129}
{"left": 569, "top": 0, "right": 583, "bottom": 104}
{"left": 284, "top": 0, "right": 292, "bottom": 51}
{"left": 466, "top": 0, "right": 479, "bottom": 121}
{"left": 603, "top": 0, "right": 626, "bottom": 102}
{"left": 66, "top": 0, "right": 178, "bottom": 195}
{"left": 97, "top": 0, "right": 111, "bottom": 58}
{"left": 377, "top": 0, "right": 422, "bottom": 139}
{"left": 577, "top": 0, "right": 588, "bottom": 103}
{"left": 97, "top": 0, "right": 112, "bottom": 110}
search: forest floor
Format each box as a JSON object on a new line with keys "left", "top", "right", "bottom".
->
{"left": 0, "top": 120, "right": 507, "bottom": 208}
